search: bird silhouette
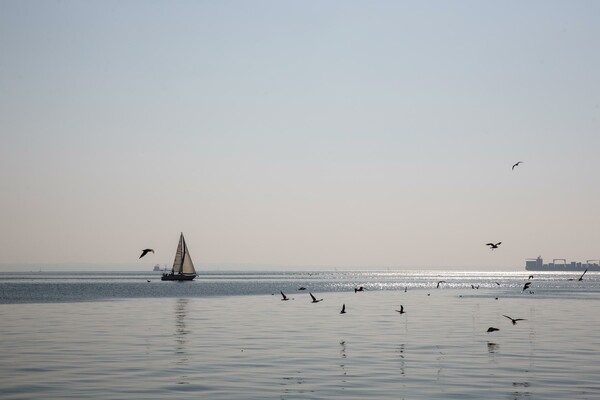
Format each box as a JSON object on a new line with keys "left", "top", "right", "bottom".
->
{"left": 486, "top": 242, "right": 502, "bottom": 249}
{"left": 528, "top": 275, "right": 534, "bottom": 280}
{"left": 578, "top": 268, "right": 588, "bottom": 281}
{"left": 354, "top": 286, "right": 366, "bottom": 293}
{"left": 503, "top": 315, "right": 526, "bottom": 325}
{"left": 280, "top": 291, "right": 291, "bottom": 301}
{"left": 512, "top": 161, "right": 524, "bottom": 170}
{"left": 395, "top": 305, "right": 406, "bottom": 314}
{"left": 297, "top": 287, "right": 306, "bottom": 291}
{"left": 436, "top": 281, "right": 446, "bottom": 288}
{"left": 340, "top": 304, "right": 346, "bottom": 314}
{"left": 139, "top": 249, "right": 154, "bottom": 259}
{"left": 522, "top": 282, "right": 531, "bottom": 291}
{"left": 487, "top": 327, "right": 500, "bottom": 333}
{"left": 309, "top": 292, "right": 323, "bottom": 303}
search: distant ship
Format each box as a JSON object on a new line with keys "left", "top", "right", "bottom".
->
{"left": 153, "top": 264, "right": 161, "bottom": 272}
{"left": 526, "top": 256, "right": 600, "bottom": 271}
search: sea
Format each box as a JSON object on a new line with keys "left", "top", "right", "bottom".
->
{"left": 1, "top": 270, "right": 599, "bottom": 399}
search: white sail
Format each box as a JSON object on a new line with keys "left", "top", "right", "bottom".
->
{"left": 181, "top": 235, "right": 196, "bottom": 275}
{"left": 172, "top": 233, "right": 196, "bottom": 275}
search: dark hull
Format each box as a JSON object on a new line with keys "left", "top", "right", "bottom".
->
{"left": 161, "top": 273, "right": 196, "bottom": 281}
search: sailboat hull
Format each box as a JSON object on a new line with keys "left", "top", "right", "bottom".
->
{"left": 161, "top": 273, "right": 196, "bottom": 281}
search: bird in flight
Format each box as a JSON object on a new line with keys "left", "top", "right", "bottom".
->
{"left": 395, "top": 305, "right": 406, "bottom": 314}
{"left": 280, "top": 291, "right": 291, "bottom": 301}
{"left": 139, "top": 249, "right": 154, "bottom": 259}
{"left": 503, "top": 315, "right": 526, "bottom": 325}
{"left": 297, "top": 287, "right": 306, "bottom": 291}
{"left": 578, "top": 268, "right": 588, "bottom": 281}
{"left": 512, "top": 161, "right": 524, "bottom": 170}
{"left": 309, "top": 293, "right": 323, "bottom": 303}
{"left": 340, "top": 304, "right": 346, "bottom": 314}
{"left": 528, "top": 275, "right": 534, "bottom": 280}
{"left": 487, "top": 327, "right": 500, "bottom": 333}
{"left": 354, "top": 286, "right": 367, "bottom": 293}
{"left": 522, "top": 282, "right": 532, "bottom": 292}
{"left": 486, "top": 242, "right": 502, "bottom": 250}
{"left": 436, "top": 281, "right": 446, "bottom": 288}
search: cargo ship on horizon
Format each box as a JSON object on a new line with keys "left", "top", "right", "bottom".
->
{"left": 525, "top": 256, "right": 600, "bottom": 271}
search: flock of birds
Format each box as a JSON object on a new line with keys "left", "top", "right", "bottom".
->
{"left": 280, "top": 280, "right": 533, "bottom": 334}
{"left": 279, "top": 266, "right": 589, "bottom": 335}
{"left": 283, "top": 162, "right": 536, "bottom": 330}
{"left": 137, "top": 159, "right": 591, "bottom": 333}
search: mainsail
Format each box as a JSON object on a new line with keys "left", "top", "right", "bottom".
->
{"left": 172, "top": 233, "right": 196, "bottom": 275}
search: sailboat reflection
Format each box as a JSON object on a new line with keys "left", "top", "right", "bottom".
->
{"left": 339, "top": 340, "right": 347, "bottom": 384}
{"left": 487, "top": 342, "right": 500, "bottom": 354}
{"left": 174, "top": 298, "right": 190, "bottom": 384}
{"left": 398, "top": 343, "right": 405, "bottom": 376}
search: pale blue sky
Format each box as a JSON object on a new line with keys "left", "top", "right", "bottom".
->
{"left": 1, "top": 1, "right": 599, "bottom": 270}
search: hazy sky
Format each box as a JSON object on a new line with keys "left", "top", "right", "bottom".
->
{"left": 1, "top": 1, "right": 599, "bottom": 271}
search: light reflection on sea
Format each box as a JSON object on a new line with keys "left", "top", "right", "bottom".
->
{"left": 1, "top": 271, "right": 600, "bottom": 399}
{"left": 1, "top": 270, "right": 600, "bottom": 303}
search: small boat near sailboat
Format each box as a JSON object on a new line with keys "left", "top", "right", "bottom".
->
{"left": 161, "top": 233, "right": 197, "bottom": 281}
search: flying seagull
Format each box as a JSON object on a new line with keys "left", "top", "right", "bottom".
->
{"left": 578, "top": 268, "right": 588, "bottom": 281}
{"left": 528, "top": 275, "right": 534, "bottom": 280}
{"left": 522, "top": 282, "right": 532, "bottom": 292}
{"left": 309, "top": 292, "right": 323, "bottom": 303}
{"left": 503, "top": 315, "right": 526, "bottom": 325}
{"left": 486, "top": 242, "right": 502, "bottom": 250}
{"left": 487, "top": 327, "right": 500, "bottom": 333}
{"left": 512, "top": 161, "right": 524, "bottom": 170}
{"left": 280, "top": 291, "right": 291, "bottom": 301}
{"left": 139, "top": 249, "right": 154, "bottom": 259}
{"left": 354, "top": 286, "right": 367, "bottom": 293}
{"left": 297, "top": 287, "right": 306, "bottom": 291}
{"left": 395, "top": 305, "right": 406, "bottom": 314}
{"left": 436, "top": 281, "right": 446, "bottom": 288}
{"left": 340, "top": 304, "right": 346, "bottom": 314}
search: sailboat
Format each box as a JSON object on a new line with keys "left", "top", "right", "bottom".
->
{"left": 161, "top": 233, "right": 197, "bottom": 281}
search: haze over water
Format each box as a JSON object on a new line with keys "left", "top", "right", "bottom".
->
{"left": 1, "top": 270, "right": 599, "bottom": 399}
{"left": 2, "top": 1, "right": 600, "bottom": 270}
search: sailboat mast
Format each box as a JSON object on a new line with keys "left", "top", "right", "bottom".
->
{"left": 181, "top": 234, "right": 186, "bottom": 274}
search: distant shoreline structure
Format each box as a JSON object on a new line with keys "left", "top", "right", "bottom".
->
{"left": 526, "top": 256, "right": 600, "bottom": 271}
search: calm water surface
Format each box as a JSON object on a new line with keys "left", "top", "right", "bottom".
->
{"left": 1, "top": 271, "right": 599, "bottom": 399}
